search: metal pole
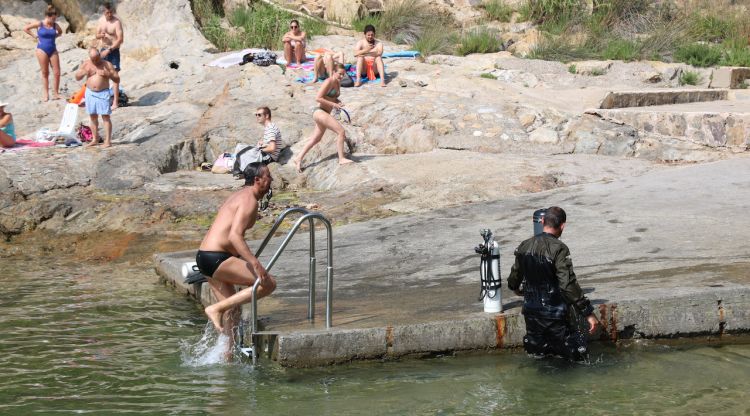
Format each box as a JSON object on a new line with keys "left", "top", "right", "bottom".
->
{"left": 309, "top": 217, "right": 316, "bottom": 321}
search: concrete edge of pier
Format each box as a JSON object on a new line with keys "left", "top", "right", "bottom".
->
{"left": 155, "top": 251, "right": 750, "bottom": 367}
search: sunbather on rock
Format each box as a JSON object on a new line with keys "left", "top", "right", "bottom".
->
{"left": 0, "top": 101, "right": 16, "bottom": 148}
{"left": 353, "top": 24, "right": 386, "bottom": 87}
{"left": 282, "top": 19, "right": 306, "bottom": 66}
{"left": 292, "top": 63, "right": 354, "bottom": 173}
{"left": 312, "top": 50, "right": 345, "bottom": 83}
{"left": 75, "top": 48, "right": 120, "bottom": 148}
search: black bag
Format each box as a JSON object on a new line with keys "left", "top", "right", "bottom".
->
{"left": 240, "top": 52, "right": 254, "bottom": 66}
{"left": 253, "top": 52, "right": 277, "bottom": 67}
{"left": 340, "top": 71, "right": 354, "bottom": 88}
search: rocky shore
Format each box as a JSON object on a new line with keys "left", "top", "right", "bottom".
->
{"left": 1, "top": 0, "right": 748, "bottom": 256}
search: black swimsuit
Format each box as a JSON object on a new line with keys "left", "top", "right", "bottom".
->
{"left": 195, "top": 250, "right": 234, "bottom": 278}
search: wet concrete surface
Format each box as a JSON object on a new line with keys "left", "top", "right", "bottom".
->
{"left": 156, "top": 156, "right": 750, "bottom": 365}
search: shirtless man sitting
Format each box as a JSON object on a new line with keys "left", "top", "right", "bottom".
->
{"left": 282, "top": 19, "right": 306, "bottom": 66}
{"left": 196, "top": 162, "right": 277, "bottom": 336}
{"left": 96, "top": 2, "right": 123, "bottom": 109}
{"left": 353, "top": 24, "right": 386, "bottom": 87}
{"left": 75, "top": 48, "right": 119, "bottom": 147}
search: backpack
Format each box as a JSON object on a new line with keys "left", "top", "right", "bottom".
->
{"left": 253, "top": 52, "right": 277, "bottom": 67}
{"left": 240, "top": 52, "right": 254, "bottom": 66}
{"left": 232, "top": 145, "right": 264, "bottom": 177}
{"left": 77, "top": 123, "right": 93, "bottom": 142}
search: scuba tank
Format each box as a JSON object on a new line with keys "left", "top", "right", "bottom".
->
{"left": 475, "top": 229, "right": 502, "bottom": 313}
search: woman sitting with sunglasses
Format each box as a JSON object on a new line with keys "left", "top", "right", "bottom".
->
{"left": 282, "top": 19, "right": 306, "bottom": 66}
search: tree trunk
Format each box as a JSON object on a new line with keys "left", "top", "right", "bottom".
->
{"left": 49, "top": 0, "right": 87, "bottom": 33}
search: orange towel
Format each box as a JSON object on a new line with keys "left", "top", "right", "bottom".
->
{"left": 365, "top": 57, "right": 376, "bottom": 81}
{"left": 69, "top": 84, "right": 86, "bottom": 104}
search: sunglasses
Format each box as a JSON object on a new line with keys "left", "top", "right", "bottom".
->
{"left": 254, "top": 113, "right": 264, "bottom": 117}
{"left": 290, "top": 25, "right": 298, "bottom": 28}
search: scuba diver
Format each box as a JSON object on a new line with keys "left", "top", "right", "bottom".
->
{"left": 507, "top": 206, "right": 598, "bottom": 361}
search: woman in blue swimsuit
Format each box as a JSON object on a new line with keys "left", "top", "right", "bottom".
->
{"left": 24, "top": 5, "right": 63, "bottom": 102}
{"left": 0, "top": 102, "right": 16, "bottom": 149}
{"left": 293, "top": 63, "right": 354, "bottom": 173}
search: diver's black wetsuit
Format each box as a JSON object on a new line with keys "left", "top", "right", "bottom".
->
{"left": 507, "top": 232, "right": 594, "bottom": 361}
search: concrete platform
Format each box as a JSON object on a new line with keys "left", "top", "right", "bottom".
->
{"left": 155, "top": 157, "right": 750, "bottom": 366}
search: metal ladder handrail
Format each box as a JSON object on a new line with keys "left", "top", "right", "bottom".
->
{"left": 242, "top": 208, "right": 333, "bottom": 361}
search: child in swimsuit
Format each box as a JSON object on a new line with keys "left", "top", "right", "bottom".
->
{"left": 0, "top": 102, "right": 16, "bottom": 148}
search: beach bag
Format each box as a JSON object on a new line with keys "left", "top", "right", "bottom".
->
{"left": 211, "top": 152, "right": 236, "bottom": 174}
{"left": 77, "top": 123, "right": 93, "bottom": 142}
{"left": 253, "top": 52, "right": 277, "bottom": 67}
{"left": 240, "top": 52, "right": 254, "bottom": 66}
{"left": 232, "top": 145, "right": 263, "bottom": 177}
{"left": 341, "top": 71, "right": 354, "bottom": 88}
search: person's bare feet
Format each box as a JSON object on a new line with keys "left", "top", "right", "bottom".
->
{"left": 102, "top": 142, "right": 112, "bottom": 148}
{"left": 354, "top": 81, "right": 362, "bottom": 87}
{"left": 85, "top": 141, "right": 99, "bottom": 148}
{"left": 53, "top": 93, "right": 62, "bottom": 100}
{"left": 42, "top": 94, "right": 49, "bottom": 102}
{"left": 111, "top": 104, "right": 119, "bottom": 111}
{"left": 205, "top": 304, "right": 224, "bottom": 332}
{"left": 381, "top": 81, "right": 387, "bottom": 88}
{"left": 293, "top": 157, "right": 303, "bottom": 174}
{"left": 339, "top": 158, "right": 354, "bottom": 166}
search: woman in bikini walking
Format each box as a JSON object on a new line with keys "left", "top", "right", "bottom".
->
{"left": 24, "top": 5, "right": 63, "bottom": 102}
{"left": 293, "top": 63, "right": 354, "bottom": 173}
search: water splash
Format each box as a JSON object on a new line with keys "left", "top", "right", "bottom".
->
{"left": 180, "top": 323, "right": 232, "bottom": 366}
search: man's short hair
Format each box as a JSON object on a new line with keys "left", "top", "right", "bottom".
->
{"left": 543, "top": 206, "right": 566, "bottom": 229}
{"left": 102, "top": 2, "right": 114, "bottom": 11}
{"left": 257, "top": 106, "right": 271, "bottom": 118}
{"left": 364, "top": 24, "right": 376, "bottom": 34}
{"left": 243, "top": 162, "right": 266, "bottom": 186}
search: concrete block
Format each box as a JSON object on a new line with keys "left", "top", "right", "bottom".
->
{"left": 710, "top": 67, "right": 750, "bottom": 89}
{"left": 390, "top": 318, "right": 497, "bottom": 355}
{"left": 276, "top": 327, "right": 387, "bottom": 367}
{"left": 598, "top": 90, "right": 729, "bottom": 109}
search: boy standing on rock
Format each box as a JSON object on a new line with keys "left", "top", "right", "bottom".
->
{"left": 196, "top": 163, "right": 277, "bottom": 338}
{"left": 75, "top": 48, "right": 119, "bottom": 147}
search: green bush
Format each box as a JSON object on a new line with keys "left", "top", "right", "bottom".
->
{"left": 192, "top": 0, "right": 327, "bottom": 51}
{"left": 679, "top": 70, "right": 701, "bottom": 86}
{"left": 719, "top": 40, "right": 750, "bottom": 67}
{"left": 456, "top": 28, "right": 502, "bottom": 56}
{"left": 523, "top": 0, "right": 581, "bottom": 23}
{"left": 413, "top": 26, "right": 456, "bottom": 56}
{"left": 352, "top": 0, "right": 453, "bottom": 45}
{"left": 674, "top": 43, "right": 722, "bottom": 67}
{"left": 568, "top": 64, "right": 576, "bottom": 73}
{"left": 480, "top": 72, "right": 498, "bottom": 79}
{"left": 602, "top": 38, "right": 641, "bottom": 61}
{"left": 483, "top": 0, "right": 514, "bottom": 22}
{"left": 690, "top": 13, "right": 734, "bottom": 43}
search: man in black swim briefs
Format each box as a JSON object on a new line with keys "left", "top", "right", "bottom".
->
{"left": 196, "top": 162, "right": 276, "bottom": 338}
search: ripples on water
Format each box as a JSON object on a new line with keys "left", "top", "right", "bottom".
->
{"left": 1, "top": 257, "right": 749, "bottom": 415}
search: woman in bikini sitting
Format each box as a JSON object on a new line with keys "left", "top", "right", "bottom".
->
{"left": 293, "top": 63, "right": 354, "bottom": 173}
{"left": 0, "top": 101, "right": 16, "bottom": 149}
{"left": 24, "top": 5, "right": 63, "bottom": 102}
{"left": 311, "top": 50, "right": 345, "bottom": 83}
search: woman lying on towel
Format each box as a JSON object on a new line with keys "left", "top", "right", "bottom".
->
{"left": 0, "top": 101, "right": 16, "bottom": 148}
{"left": 311, "top": 50, "right": 345, "bottom": 83}
{"left": 292, "top": 63, "right": 354, "bottom": 173}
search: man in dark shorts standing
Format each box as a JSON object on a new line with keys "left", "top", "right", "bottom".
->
{"left": 96, "top": 2, "right": 123, "bottom": 109}
{"left": 195, "top": 163, "right": 277, "bottom": 336}
{"left": 507, "top": 206, "right": 598, "bottom": 361}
